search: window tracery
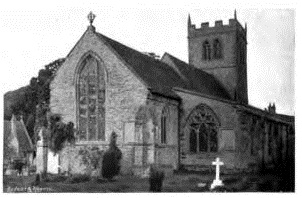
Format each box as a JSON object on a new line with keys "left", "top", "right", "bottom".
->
{"left": 187, "top": 105, "right": 219, "bottom": 153}
{"left": 77, "top": 55, "right": 105, "bottom": 141}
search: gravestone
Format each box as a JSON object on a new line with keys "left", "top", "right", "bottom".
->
{"left": 210, "top": 157, "right": 224, "bottom": 189}
{"left": 36, "top": 127, "right": 48, "bottom": 174}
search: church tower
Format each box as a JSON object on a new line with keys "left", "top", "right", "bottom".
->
{"left": 188, "top": 11, "right": 248, "bottom": 104}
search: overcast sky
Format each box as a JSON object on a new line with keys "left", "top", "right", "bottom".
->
{"left": 0, "top": 1, "right": 296, "bottom": 116}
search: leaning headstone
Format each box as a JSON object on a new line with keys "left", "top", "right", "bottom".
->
{"left": 210, "top": 157, "right": 224, "bottom": 189}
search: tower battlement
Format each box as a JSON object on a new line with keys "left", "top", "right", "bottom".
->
{"left": 189, "top": 18, "right": 246, "bottom": 37}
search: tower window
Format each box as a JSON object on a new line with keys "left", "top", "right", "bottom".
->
{"left": 202, "top": 41, "right": 211, "bottom": 61}
{"left": 213, "top": 39, "right": 222, "bottom": 59}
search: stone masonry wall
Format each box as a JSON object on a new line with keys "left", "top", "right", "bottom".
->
{"left": 175, "top": 91, "right": 238, "bottom": 172}
{"left": 188, "top": 29, "right": 238, "bottom": 99}
{"left": 146, "top": 95, "right": 179, "bottom": 171}
{"left": 236, "top": 109, "right": 294, "bottom": 171}
{"left": 50, "top": 27, "right": 149, "bottom": 175}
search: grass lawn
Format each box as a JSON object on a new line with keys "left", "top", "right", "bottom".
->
{"left": 3, "top": 172, "right": 287, "bottom": 193}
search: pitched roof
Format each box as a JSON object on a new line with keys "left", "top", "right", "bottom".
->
{"left": 162, "top": 53, "right": 231, "bottom": 100}
{"left": 4, "top": 117, "right": 34, "bottom": 153}
{"left": 14, "top": 119, "right": 34, "bottom": 152}
{"left": 96, "top": 32, "right": 231, "bottom": 101}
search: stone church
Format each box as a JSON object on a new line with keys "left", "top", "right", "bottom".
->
{"left": 49, "top": 12, "right": 295, "bottom": 175}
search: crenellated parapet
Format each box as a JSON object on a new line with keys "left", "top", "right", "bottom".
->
{"left": 188, "top": 18, "right": 246, "bottom": 38}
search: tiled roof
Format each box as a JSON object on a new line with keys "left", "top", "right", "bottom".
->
{"left": 97, "top": 33, "right": 231, "bottom": 101}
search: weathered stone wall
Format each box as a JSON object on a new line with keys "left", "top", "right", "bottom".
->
{"left": 235, "top": 109, "right": 294, "bottom": 171}
{"left": 146, "top": 95, "right": 179, "bottom": 171}
{"left": 188, "top": 20, "right": 248, "bottom": 103}
{"left": 175, "top": 89, "right": 294, "bottom": 173}
{"left": 50, "top": 27, "right": 149, "bottom": 175}
{"left": 188, "top": 27, "right": 238, "bottom": 99}
{"left": 175, "top": 90, "right": 238, "bottom": 171}
{"left": 235, "top": 111, "right": 262, "bottom": 170}
{"left": 59, "top": 144, "right": 134, "bottom": 175}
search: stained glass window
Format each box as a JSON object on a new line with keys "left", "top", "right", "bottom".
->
{"left": 78, "top": 55, "right": 105, "bottom": 141}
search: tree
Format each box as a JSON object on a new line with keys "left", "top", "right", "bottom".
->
{"left": 8, "top": 58, "right": 65, "bottom": 143}
{"left": 47, "top": 114, "right": 75, "bottom": 154}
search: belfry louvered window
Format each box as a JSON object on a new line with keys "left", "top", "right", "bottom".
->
{"left": 202, "top": 40, "right": 211, "bottom": 61}
{"left": 213, "top": 39, "right": 222, "bottom": 59}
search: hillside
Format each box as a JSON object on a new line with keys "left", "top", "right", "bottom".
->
{"left": 4, "top": 86, "right": 29, "bottom": 120}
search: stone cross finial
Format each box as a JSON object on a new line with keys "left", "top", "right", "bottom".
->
{"left": 87, "top": 11, "right": 96, "bottom": 26}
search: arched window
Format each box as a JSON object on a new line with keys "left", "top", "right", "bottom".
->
{"left": 161, "top": 107, "right": 168, "bottom": 144}
{"left": 186, "top": 104, "right": 219, "bottom": 153}
{"left": 202, "top": 41, "right": 211, "bottom": 61}
{"left": 213, "top": 39, "right": 222, "bottom": 59}
{"left": 77, "top": 54, "right": 105, "bottom": 141}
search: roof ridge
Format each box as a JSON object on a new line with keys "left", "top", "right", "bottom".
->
{"left": 97, "top": 32, "right": 155, "bottom": 61}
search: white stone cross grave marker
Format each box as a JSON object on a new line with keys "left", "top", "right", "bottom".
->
{"left": 210, "top": 157, "right": 224, "bottom": 189}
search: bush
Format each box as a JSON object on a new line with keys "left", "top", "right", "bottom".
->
{"left": 45, "top": 174, "right": 67, "bottom": 183}
{"left": 101, "top": 131, "right": 122, "bottom": 179}
{"left": 29, "top": 165, "right": 37, "bottom": 174}
{"left": 79, "top": 146, "right": 104, "bottom": 173}
{"left": 66, "top": 174, "right": 91, "bottom": 183}
{"left": 149, "top": 165, "right": 165, "bottom": 192}
{"left": 48, "top": 114, "right": 75, "bottom": 154}
{"left": 101, "top": 149, "right": 122, "bottom": 179}
{"left": 12, "top": 159, "right": 26, "bottom": 175}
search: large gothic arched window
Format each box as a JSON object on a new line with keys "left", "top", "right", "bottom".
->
{"left": 77, "top": 54, "right": 105, "bottom": 141}
{"left": 186, "top": 104, "right": 219, "bottom": 153}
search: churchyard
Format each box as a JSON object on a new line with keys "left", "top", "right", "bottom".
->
{"left": 3, "top": 171, "right": 286, "bottom": 192}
